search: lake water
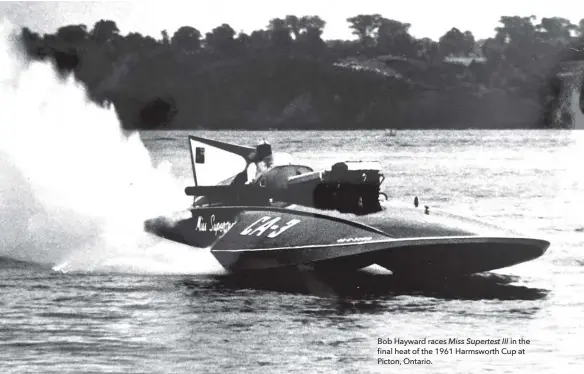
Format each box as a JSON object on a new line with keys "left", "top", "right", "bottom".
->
{"left": 2, "top": 129, "right": 583, "bottom": 373}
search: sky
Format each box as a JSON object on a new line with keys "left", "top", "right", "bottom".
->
{"left": 0, "top": 0, "right": 583, "bottom": 41}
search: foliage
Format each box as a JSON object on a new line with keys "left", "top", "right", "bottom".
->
{"left": 17, "top": 14, "right": 584, "bottom": 129}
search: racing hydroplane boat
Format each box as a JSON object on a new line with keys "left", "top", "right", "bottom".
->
{"left": 144, "top": 135, "right": 550, "bottom": 276}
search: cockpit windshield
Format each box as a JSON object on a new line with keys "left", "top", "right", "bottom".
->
{"left": 247, "top": 152, "right": 296, "bottom": 182}
{"left": 256, "top": 152, "right": 295, "bottom": 170}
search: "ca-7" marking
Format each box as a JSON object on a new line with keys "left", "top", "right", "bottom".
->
{"left": 240, "top": 216, "right": 301, "bottom": 238}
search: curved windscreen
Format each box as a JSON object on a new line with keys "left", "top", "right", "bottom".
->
{"left": 248, "top": 152, "right": 297, "bottom": 183}
{"left": 257, "top": 152, "right": 296, "bottom": 169}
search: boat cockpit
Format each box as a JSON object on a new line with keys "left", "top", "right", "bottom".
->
{"left": 199, "top": 140, "right": 386, "bottom": 215}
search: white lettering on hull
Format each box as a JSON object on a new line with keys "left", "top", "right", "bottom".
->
{"left": 337, "top": 237, "right": 373, "bottom": 243}
{"left": 240, "top": 216, "right": 301, "bottom": 238}
{"left": 194, "top": 215, "right": 235, "bottom": 236}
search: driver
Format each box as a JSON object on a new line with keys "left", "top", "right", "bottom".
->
{"left": 245, "top": 141, "right": 273, "bottom": 184}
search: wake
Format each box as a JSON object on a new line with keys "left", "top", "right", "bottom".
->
{"left": 0, "top": 20, "right": 225, "bottom": 275}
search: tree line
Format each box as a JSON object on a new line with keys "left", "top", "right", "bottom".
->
{"left": 18, "top": 14, "right": 584, "bottom": 129}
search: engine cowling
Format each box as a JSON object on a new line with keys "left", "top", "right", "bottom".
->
{"left": 288, "top": 161, "right": 385, "bottom": 214}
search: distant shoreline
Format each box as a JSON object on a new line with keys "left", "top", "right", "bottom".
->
{"left": 18, "top": 15, "right": 584, "bottom": 131}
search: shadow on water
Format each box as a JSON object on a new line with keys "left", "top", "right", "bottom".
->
{"left": 183, "top": 268, "right": 549, "bottom": 303}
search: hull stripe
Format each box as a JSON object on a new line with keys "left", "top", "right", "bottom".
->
{"left": 211, "top": 236, "right": 549, "bottom": 253}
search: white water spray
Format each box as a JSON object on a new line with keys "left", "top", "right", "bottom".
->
{"left": 0, "top": 21, "right": 225, "bottom": 275}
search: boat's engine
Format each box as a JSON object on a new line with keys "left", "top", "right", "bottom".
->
{"left": 300, "top": 161, "right": 384, "bottom": 214}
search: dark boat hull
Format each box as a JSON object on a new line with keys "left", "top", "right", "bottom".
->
{"left": 144, "top": 203, "right": 550, "bottom": 275}
{"left": 358, "top": 237, "right": 547, "bottom": 276}
{"left": 210, "top": 236, "right": 548, "bottom": 275}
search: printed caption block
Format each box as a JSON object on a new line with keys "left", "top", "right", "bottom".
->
{"left": 376, "top": 337, "right": 531, "bottom": 366}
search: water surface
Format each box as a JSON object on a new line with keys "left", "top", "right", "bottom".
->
{"left": 1, "top": 130, "right": 582, "bottom": 373}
